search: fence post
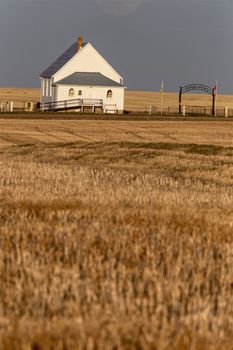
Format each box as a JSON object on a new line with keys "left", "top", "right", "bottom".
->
{"left": 225, "top": 107, "right": 228, "bottom": 118}
{"left": 9, "top": 101, "right": 13, "bottom": 112}
{"left": 182, "top": 106, "right": 186, "bottom": 117}
{"left": 148, "top": 106, "right": 152, "bottom": 115}
{"left": 0, "top": 101, "right": 2, "bottom": 112}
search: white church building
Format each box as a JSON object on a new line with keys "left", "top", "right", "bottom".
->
{"left": 40, "top": 37, "right": 125, "bottom": 113}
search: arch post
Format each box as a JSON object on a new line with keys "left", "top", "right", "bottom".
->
{"left": 179, "top": 87, "right": 182, "bottom": 115}
{"left": 212, "top": 89, "right": 216, "bottom": 116}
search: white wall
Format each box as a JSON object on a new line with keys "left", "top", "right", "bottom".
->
{"left": 41, "top": 78, "right": 53, "bottom": 103}
{"left": 56, "top": 85, "right": 125, "bottom": 112}
{"left": 53, "top": 44, "right": 123, "bottom": 85}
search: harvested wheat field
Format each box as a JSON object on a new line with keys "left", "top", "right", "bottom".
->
{"left": 0, "top": 87, "right": 40, "bottom": 109}
{"left": 0, "top": 119, "right": 233, "bottom": 350}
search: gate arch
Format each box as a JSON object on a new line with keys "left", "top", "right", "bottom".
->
{"left": 179, "top": 84, "right": 216, "bottom": 116}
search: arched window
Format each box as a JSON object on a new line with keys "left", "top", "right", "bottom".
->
{"left": 78, "top": 90, "right": 82, "bottom": 96}
{"left": 107, "top": 90, "right": 113, "bottom": 98}
{"left": 69, "top": 88, "right": 75, "bottom": 97}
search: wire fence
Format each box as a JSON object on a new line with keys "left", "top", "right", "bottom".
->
{"left": 146, "top": 105, "right": 233, "bottom": 117}
{"left": 1, "top": 100, "right": 233, "bottom": 117}
{"left": 0, "top": 101, "right": 35, "bottom": 112}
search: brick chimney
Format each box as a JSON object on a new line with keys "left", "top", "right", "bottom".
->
{"left": 77, "top": 36, "right": 83, "bottom": 51}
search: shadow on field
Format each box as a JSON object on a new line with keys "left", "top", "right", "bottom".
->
{"left": 8, "top": 141, "right": 233, "bottom": 157}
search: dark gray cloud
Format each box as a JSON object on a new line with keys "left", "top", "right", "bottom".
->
{"left": 0, "top": 0, "right": 232, "bottom": 93}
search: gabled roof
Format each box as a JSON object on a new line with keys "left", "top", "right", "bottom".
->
{"left": 40, "top": 42, "right": 87, "bottom": 78}
{"left": 54, "top": 72, "right": 124, "bottom": 87}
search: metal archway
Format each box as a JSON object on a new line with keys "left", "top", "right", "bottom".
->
{"left": 179, "top": 84, "right": 216, "bottom": 116}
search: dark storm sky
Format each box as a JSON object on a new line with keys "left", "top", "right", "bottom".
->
{"left": 0, "top": 0, "right": 233, "bottom": 93}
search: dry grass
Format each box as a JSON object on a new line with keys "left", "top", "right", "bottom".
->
{"left": 0, "top": 119, "right": 232, "bottom": 349}
{"left": 1, "top": 87, "right": 233, "bottom": 112}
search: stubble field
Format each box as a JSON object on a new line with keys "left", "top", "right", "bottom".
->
{"left": 0, "top": 119, "right": 233, "bottom": 350}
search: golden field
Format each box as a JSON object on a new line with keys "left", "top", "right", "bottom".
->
{"left": 0, "top": 87, "right": 39, "bottom": 109}
{"left": 125, "top": 91, "right": 233, "bottom": 112}
{"left": 1, "top": 87, "right": 233, "bottom": 112}
{"left": 0, "top": 119, "right": 233, "bottom": 349}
